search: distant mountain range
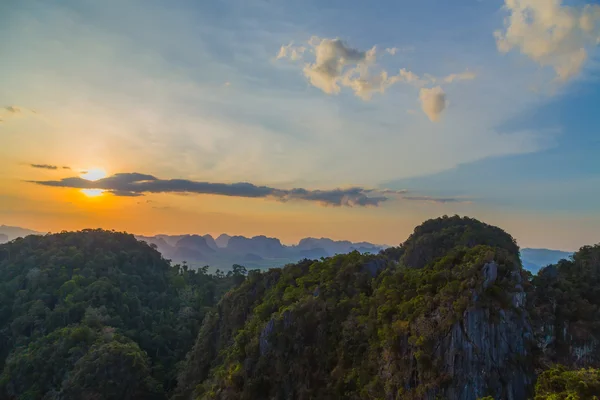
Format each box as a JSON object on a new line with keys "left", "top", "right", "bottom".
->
{"left": 134, "top": 233, "right": 387, "bottom": 272}
{"left": 0, "top": 224, "right": 574, "bottom": 273}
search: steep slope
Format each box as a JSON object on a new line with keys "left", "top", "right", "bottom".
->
{"left": 175, "top": 216, "right": 533, "bottom": 400}
{"left": 0, "top": 230, "right": 244, "bottom": 399}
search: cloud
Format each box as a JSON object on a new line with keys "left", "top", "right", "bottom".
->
{"left": 442, "top": 71, "right": 477, "bottom": 84}
{"left": 62, "top": 166, "right": 71, "bottom": 170}
{"left": 30, "top": 164, "right": 59, "bottom": 170}
{"left": 301, "top": 36, "right": 376, "bottom": 95}
{"left": 419, "top": 86, "right": 447, "bottom": 122}
{"left": 277, "top": 42, "right": 306, "bottom": 61}
{"left": 5, "top": 106, "right": 22, "bottom": 113}
{"left": 401, "top": 195, "right": 469, "bottom": 204}
{"left": 0, "top": 105, "right": 24, "bottom": 122}
{"left": 277, "top": 37, "right": 477, "bottom": 119}
{"left": 494, "top": 0, "right": 600, "bottom": 81}
{"left": 29, "top": 172, "right": 464, "bottom": 207}
{"left": 29, "top": 172, "right": 388, "bottom": 207}
{"left": 278, "top": 37, "right": 420, "bottom": 100}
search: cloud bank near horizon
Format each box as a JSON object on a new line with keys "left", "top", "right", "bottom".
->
{"left": 30, "top": 172, "right": 469, "bottom": 207}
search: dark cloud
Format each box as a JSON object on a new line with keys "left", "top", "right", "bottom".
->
{"left": 62, "top": 166, "right": 71, "bottom": 170}
{"left": 31, "top": 164, "right": 58, "bottom": 170}
{"left": 401, "top": 196, "right": 468, "bottom": 204}
{"left": 5, "top": 106, "right": 21, "bottom": 113}
{"left": 30, "top": 172, "right": 390, "bottom": 207}
{"left": 29, "top": 172, "right": 467, "bottom": 207}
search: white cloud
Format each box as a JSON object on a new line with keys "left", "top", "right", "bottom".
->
{"left": 301, "top": 36, "right": 376, "bottom": 95}
{"left": 442, "top": 71, "right": 477, "bottom": 84}
{"left": 495, "top": 0, "right": 600, "bottom": 81}
{"left": 277, "top": 37, "right": 475, "bottom": 112}
{"left": 277, "top": 42, "right": 306, "bottom": 61}
{"left": 419, "top": 86, "right": 447, "bottom": 122}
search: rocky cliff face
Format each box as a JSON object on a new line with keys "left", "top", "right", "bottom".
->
{"left": 425, "top": 263, "right": 532, "bottom": 400}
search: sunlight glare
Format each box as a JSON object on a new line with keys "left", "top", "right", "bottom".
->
{"left": 81, "top": 189, "right": 105, "bottom": 197}
{"left": 80, "top": 168, "right": 107, "bottom": 181}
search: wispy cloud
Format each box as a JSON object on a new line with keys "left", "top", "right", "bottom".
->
{"left": 0, "top": 105, "right": 29, "bottom": 122}
{"left": 30, "top": 164, "right": 59, "bottom": 170}
{"left": 495, "top": 0, "right": 600, "bottom": 81}
{"left": 5, "top": 106, "right": 22, "bottom": 113}
{"left": 29, "top": 172, "right": 466, "bottom": 207}
{"left": 401, "top": 195, "right": 470, "bottom": 204}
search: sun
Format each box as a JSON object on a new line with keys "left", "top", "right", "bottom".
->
{"left": 80, "top": 168, "right": 107, "bottom": 181}
{"left": 81, "top": 189, "right": 105, "bottom": 197}
{"left": 80, "top": 168, "right": 107, "bottom": 197}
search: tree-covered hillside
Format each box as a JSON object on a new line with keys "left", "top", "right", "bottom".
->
{"left": 174, "top": 215, "right": 600, "bottom": 400}
{"left": 1, "top": 217, "right": 599, "bottom": 399}
{"left": 0, "top": 230, "right": 245, "bottom": 399}
{"left": 173, "top": 216, "right": 527, "bottom": 399}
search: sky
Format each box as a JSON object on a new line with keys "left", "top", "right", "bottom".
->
{"left": 1, "top": 0, "right": 600, "bottom": 251}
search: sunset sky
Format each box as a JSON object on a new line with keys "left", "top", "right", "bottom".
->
{"left": 1, "top": 0, "right": 600, "bottom": 250}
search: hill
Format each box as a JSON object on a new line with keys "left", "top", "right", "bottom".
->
{"left": 1, "top": 217, "right": 599, "bottom": 399}
{"left": 0, "top": 230, "right": 245, "bottom": 399}
{"left": 174, "top": 215, "right": 600, "bottom": 400}
{"left": 0, "top": 225, "right": 41, "bottom": 242}
{"left": 520, "top": 248, "right": 573, "bottom": 273}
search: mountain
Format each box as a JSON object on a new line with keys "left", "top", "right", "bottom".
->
{"left": 0, "top": 225, "right": 41, "bottom": 241}
{"left": 2, "top": 224, "right": 577, "bottom": 276}
{"left": 203, "top": 234, "right": 219, "bottom": 251}
{"left": 520, "top": 247, "right": 573, "bottom": 273}
{"left": 0, "top": 229, "right": 245, "bottom": 399}
{"left": 135, "top": 233, "right": 388, "bottom": 272}
{"left": 174, "top": 215, "right": 600, "bottom": 400}
{"left": 215, "top": 233, "right": 231, "bottom": 248}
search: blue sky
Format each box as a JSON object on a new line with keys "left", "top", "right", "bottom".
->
{"left": 1, "top": 0, "right": 599, "bottom": 250}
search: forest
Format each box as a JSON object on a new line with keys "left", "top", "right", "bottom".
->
{"left": 1, "top": 216, "right": 599, "bottom": 399}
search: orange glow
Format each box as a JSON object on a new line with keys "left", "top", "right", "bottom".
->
{"left": 81, "top": 189, "right": 105, "bottom": 197}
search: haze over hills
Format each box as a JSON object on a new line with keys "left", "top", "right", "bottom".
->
{"left": 134, "top": 233, "right": 387, "bottom": 272}
{"left": 0, "top": 224, "right": 576, "bottom": 273}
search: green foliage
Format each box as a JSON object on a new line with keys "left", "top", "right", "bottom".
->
{"left": 534, "top": 365, "right": 600, "bottom": 399}
{"left": 0, "top": 230, "right": 244, "bottom": 399}
{"left": 400, "top": 215, "right": 519, "bottom": 269}
{"left": 59, "top": 338, "right": 163, "bottom": 400}
{"left": 174, "top": 217, "right": 526, "bottom": 400}
{"left": 530, "top": 244, "right": 600, "bottom": 366}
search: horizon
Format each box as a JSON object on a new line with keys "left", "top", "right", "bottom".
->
{"left": 2, "top": 0, "right": 600, "bottom": 253}
{"left": 0, "top": 220, "right": 580, "bottom": 252}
